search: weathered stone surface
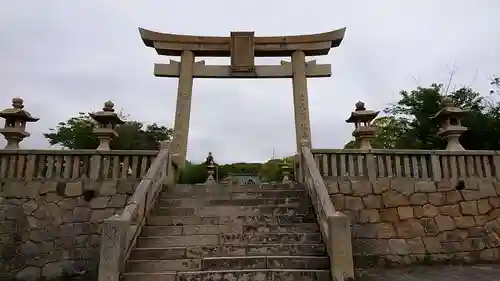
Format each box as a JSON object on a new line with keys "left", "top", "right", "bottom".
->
{"left": 359, "top": 209, "right": 380, "bottom": 223}
{"left": 460, "top": 201, "right": 478, "bottom": 215}
{"left": 345, "top": 196, "right": 364, "bottom": 210}
{"left": 397, "top": 206, "right": 414, "bottom": 220}
{"left": 409, "top": 193, "right": 428, "bottom": 205}
{"left": 65, "top": 182, "right": 83, "bottom": 197}
{"left": 415, "top": 181, "right": 436, "bottom": 193}
{"left": 382, "top": 191, "right": 409, "bottom": 207}
{"left": 434, "top": 215, "right": 456, "bottom": 231}
{"left": 363, "top": 194, "right": 383, "bottom": 209}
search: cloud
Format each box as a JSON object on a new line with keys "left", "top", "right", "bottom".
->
{"left": 0, "top": 0, "right": 499, "bottom": 163}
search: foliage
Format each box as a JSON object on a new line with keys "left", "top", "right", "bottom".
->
{"left": 346, "top": 83, "right": 500, "bottom": 150}
{"left": 178, "top": 157, "right": 295, "bottom": 184}
{"left": 44, "top": 112, "right": 173, "bottom": 150}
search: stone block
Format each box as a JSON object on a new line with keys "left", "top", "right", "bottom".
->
{"left": 90, "top": 209, "right": 114, "bottom": 222}
{"left": 3, "top": 181, "right": 39, "bottom": 198}
{"left": 436, "top": 180, "right": 454, "bottom": 192}
{"left": 59, "top": 198, "right": 77, "bottom": 210}
{"left": 421, "top": 218, "right": 439, "bottom": 235}
{"left": 22, "top": 199, "right": 38, "bottom": 215}
{"left": 406, "top": 237, "right": 426, "bottom": 254}
{"left": 474, "top": 215, "right": 490, "bottom": 226}
{"left": 460, "top": 201, "right": 478, "bottom": 215}
{"left": 439, "top": 229, "right": 468, "bottom": 242}
{"left": 445, "top": 190, "right": 463, "bottom": 204}
{"left": 409, "top": 193, "right": 428, "bottom": 205}
{"left": 64, "top": 182, "right": 83, "bottom": 197}
{"left": 379, "top": 208, "right": 399, "bottom": 222}
{"left": 421, "top": 204, "right": 438, "bottom": 218}
{"left": 109, "top": 194, "right": 128, "bottom": 207}
{"left": 395, "top": 219, "right": 424, "bottom": 238}
{"left": 382, "top": 190, "right": 409, "bottom": 207}
{"left": 100, "top": 180, "right": 118, "bottom": 195}
{"left": 461, "top": 190, "right": 483, "bottom": 201}
{"left": 479, "top": 180, "right": 497, "bottom": 197}
{"left": 435, "top": 215, "right": 456, "bottom": 231}
{"left": 330, "top": 194, "right": 345, "bottom": 210}
{"left": 388, "top": 239, "right": 410, "bottom": 255}
{"left": 16, "top": 266, "right": 40, "bottom": 281}
{"left": 375, "top": 222, "right": 396, "bottom": 238}
{"left": 428, "top": 192, "right": 446, "bottom": 206}
{"left": 42, "top": 260, "right": 73, "bottom": 278}
{"left": 359, "top": 209, "right": 379, "bottom": 223}
{"left": 71, "top": 207, "right": 91, "bottom": 222}
{"left": 478, "top": 198, "right": 492, "bottom": 214}
{"left": 90, "top": 196, "right": 110, "bottom": 209}
{"left": 363, "top": 195, "right": 382, "bottom": 209}
{"left": 345, "top": 196, "right": 364, "bottom": 211}
{"left": 397, "top": 206, "right": 414, "bottom": 220}
{"left": 351, "top": 181, "right": 372, "bottom": 196}
{"left": 327, "top": 180, "right": 339, "bottom": 194}
{"left": 489, "top": 197, "right": 500, "bottom": 208}
{"left": 438, "top": 204, "right": 461, "bottom": 217}
{"left": 373, "top": 178, "right": 390, "bottom": 194}
{"left": 454, "top": 216, "right": 476, "bottom": 228}
{"left": 39, "top": 181, "right": 57, "bottom": 195}
{"left": 391, "top": 179, "right": 415, "bottom": 196}
{"left": 480, "top": 248, "right": 500, "bottom": 261}
{"left": 338, "top": 181, "right": 352, "bottom": 194}
{"left": 126, "top": 259, "right": 201, "bottom": 272}
{"left": 117, "top": 179, "right": 136, "bottom": 194}
{"left": 415, "top": 181, "right": 437, "bottom": 193}
{"left": 423, "top": 236, "right": 443, "bottom": 253}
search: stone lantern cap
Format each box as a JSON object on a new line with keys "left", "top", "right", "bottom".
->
{"left": 430, "top": 96, "right": 467, "bottom": 121}
{"left": 0, "top": 97, "right": 39, "bottom": 122}
{"left": 345, "top": 101, "right": 379, "bottom": 123}
{"left": 89, "top": 100, "right": 125, "bottom": 125}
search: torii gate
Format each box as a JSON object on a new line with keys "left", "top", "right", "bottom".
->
{"left": 139, "top": 27, "right": 346, "bottom": 167}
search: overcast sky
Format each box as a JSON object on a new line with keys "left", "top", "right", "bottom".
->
{"left": 0, "top": 1, "right": 499, "bottom": 163}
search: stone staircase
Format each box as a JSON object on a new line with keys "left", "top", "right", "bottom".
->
{"left": 123, "top": 183, "right": 331, "bottom": 281}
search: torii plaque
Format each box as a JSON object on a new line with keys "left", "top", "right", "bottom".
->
{"left": 139, "top": 27, "right": 346, "bottom": 167}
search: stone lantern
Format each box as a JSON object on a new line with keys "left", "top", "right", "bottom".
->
{"left": 89, "top": 101, "right": 125, "bottom": 150}
{"left": 204, "top": 152, "right": 217, "bottom": 185}
{"left": 280, "top": 161, "right": 293, "bottom": 184}
{"left": 431, "top": 96, "right": 468, "bottom": 151}
{"left": 346, "top": 101, "right": 379, "bottom": 149}
{"left": 0, "top": 97, "right": 39, "bottom": 149}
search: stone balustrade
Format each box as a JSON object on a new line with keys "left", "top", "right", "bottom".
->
{"left": 312, "top": 149, "right": 499, "bottom": 181}
{"left": 0, "top": 149, "right": 158, "bottom": 181}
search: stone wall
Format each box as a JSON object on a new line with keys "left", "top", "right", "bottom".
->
{"left": 0, "top": 178, "right": 141, "bottom": 281}
{"left": 325, "top": 178, "right": 500, "bottom": 266}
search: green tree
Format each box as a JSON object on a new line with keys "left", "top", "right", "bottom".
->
{"left": 44, "top": 112, "right": 173, "bottom": 150}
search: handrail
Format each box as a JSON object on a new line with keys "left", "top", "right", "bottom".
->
{"left": 97, "top": 145, "right": 176, "bottom": 281}
{"left": 299, "top": 140, "right": 354, "bottom": 281}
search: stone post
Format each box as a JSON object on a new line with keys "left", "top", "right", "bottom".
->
{"left": 98, "top": 215, "right": 128, "bottom": 281}
{"left": 345, "top": 101, "right": 379, "bottom": 150}
{"left": 89, "top": 101, "right": 125, "bottom": 150}
{"left": 431, "top": 96, "right": 468, "bottom": 151}
{"left": 172, "top": 50, "right": 195, "bottom": 169}
{"left": 291, "top": 51, "right": 312, "bottom": 154}
{"left": 0, "top": 97, "right": 39, "bottom": 149}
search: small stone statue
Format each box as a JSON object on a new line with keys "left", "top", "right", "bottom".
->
{"left": 205, "top": 152, "right": 215, "bottom": 166}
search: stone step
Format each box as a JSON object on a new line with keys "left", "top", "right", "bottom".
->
{"left": 146, "top": 214, "right": 317, "bottom": 226}
{"left": 157, "top": 197, "right": 309, "bottom": 208}
{"left": 153, "top": 204, "right": 315, "bottom": 217}
{"left": 129, "top": 244, "right": 327, "bottom": 260}
{"left": 123, "top": 269, "right": 331, "bottom": 281}
{"left": 126, "top": 256, "right": 329, "bottom": 272}
{"left": 159, "top": 190, "right": 307, "bottom": 199}
{"left": 141, "top": 223, "right": 320, "bottom": 236}
{"left": 168, "top": 184, "right": 305, "bottom": 193}
{"left": 136, "top": 233, "right": 323, "bottom": 248}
